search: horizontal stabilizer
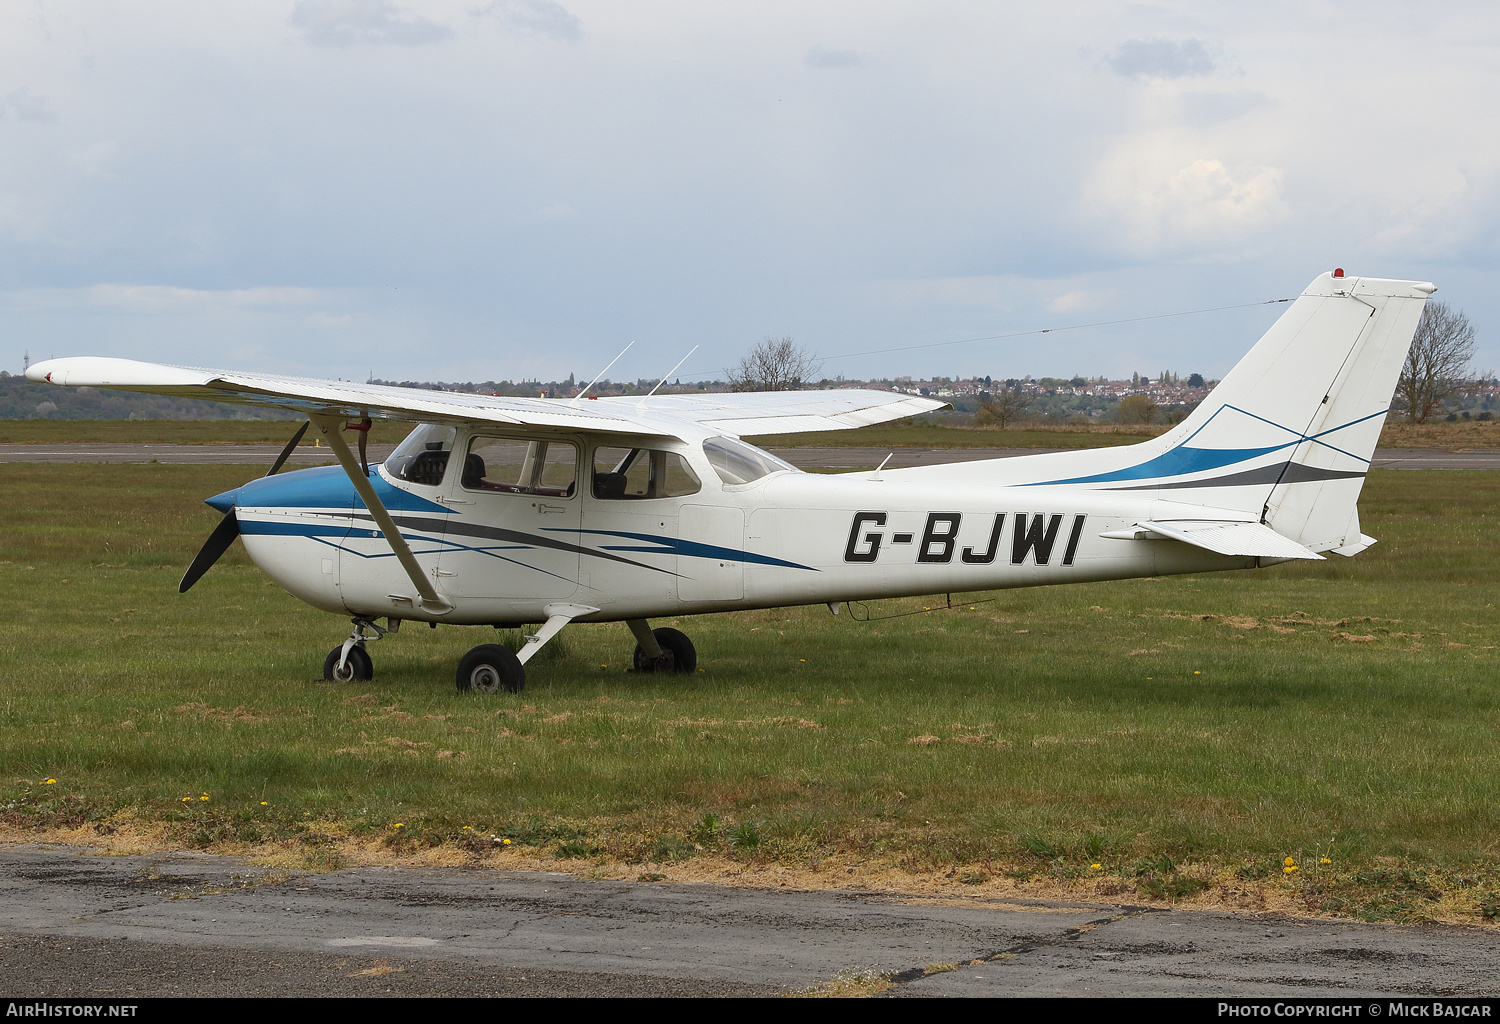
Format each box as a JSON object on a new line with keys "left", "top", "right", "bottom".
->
{"left": 1100, "top": 520, "right": 1325, "bottom": 561}
{"left": 1330, "top": 534, "right": 1378, "bottom": 558}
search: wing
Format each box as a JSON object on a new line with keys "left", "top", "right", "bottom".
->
{"left": 593, "top": 389, "right": 947, "bottom": 436}
{"left": 24, "top": 356, "right": 946, "bottom": 439}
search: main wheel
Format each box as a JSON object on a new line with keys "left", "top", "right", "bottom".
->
{"left": 323, "top": 644, "right": 373, "bottom": 682}
{"left": 456, "top": 644, "right": 525, "bottom": 694}
{"left": 633, "top": 627, "right": 696, "bottom": 674}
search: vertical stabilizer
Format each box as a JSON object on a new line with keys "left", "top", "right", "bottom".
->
{"left": 919, "top": 272, "right": 1434, "bottom": 555}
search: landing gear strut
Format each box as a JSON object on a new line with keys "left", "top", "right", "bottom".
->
{"left": 453, "top": 603, "right": 598, "bottom": 695}
{"left": 629, "top": 620, "right": 696, "bottom": 673}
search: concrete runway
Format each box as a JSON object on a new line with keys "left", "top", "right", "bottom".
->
{"left": 2, "top": 442, "right": 1497, "bottom": 470}
{"left": 2, "top": 846, "right": 1496, "bottom": 998}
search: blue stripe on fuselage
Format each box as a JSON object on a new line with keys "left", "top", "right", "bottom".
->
{"left": 1021, "top": 443, "right": 1292, "bottom": 487}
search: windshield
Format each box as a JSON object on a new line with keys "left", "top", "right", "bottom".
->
{"left": 702, "top": 436, "right": 797, "bottom": 486}
{"left": 384, "top": 424, "right": 456, "bottom": 486}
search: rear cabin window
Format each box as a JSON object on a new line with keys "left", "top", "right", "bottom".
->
{"left": 592, "top": 446, "right": 702, "bottom": 499}
{"left": 384, "top": 424, "right": 456, "bottom": 486}
{"left": 463, "top": 438, "right": 578, "bottom": 497}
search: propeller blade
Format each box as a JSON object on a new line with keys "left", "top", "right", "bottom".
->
{"left": 266, "top": 421, "right": 310, "bottom": 477}
{"left": 179, "top": 509, "right": 240, "bottom": 593}
{"left": 181, "top": 423, "right": 306, "bottom": 594}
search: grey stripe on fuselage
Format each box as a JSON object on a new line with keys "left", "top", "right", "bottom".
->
{"left": 1103, "top": 461, "right": 1367, "bottom": 491}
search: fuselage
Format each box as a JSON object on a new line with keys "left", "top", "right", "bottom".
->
{"left": 223, "top": 426, "right": 1258, "bottom": 627}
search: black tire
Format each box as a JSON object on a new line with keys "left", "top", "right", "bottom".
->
{"left": 633, "top": 627, "right": 696, "bottom": 674}
{"left": 323, "top": 644, "right": 373, "bottom": 682}
{"left": 456, "top": 644, "right": 525, "bottom": 694}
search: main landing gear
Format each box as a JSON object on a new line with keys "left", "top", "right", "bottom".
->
{"left": 628, "top": 620, "right": 697, "bottom": 674}
{"left": 322, "top": 610, "right": 697, "bottom": 692}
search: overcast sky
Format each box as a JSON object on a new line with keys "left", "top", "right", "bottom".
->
{"left": 3, "top": 1, "right": 1498, "bottom": 385}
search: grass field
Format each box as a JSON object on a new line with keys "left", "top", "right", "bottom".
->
{"left": 4, "top": 416, "right": 1497, "bottom": 449}
{"left": 3, "top": 462, "right": 1500, "bottom": 923}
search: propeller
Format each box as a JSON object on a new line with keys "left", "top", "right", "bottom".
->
{"left": 179, "top": 421, "right": 310, "bottom": 593}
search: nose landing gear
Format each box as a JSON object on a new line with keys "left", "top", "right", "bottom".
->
{"left": 322, "top": 618, "right": 387, "bottom": 682}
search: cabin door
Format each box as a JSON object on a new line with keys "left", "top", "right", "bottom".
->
{"left": 435, "top": 436, "right": 582, "bottom": 602}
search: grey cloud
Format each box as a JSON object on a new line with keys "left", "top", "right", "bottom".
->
{"left": 1180, "top": 90, "right": 1274, "bottom": 127}
{"left": 4, "top": 88, "right": 58, "bottom": 123}
{"left": 1107, "top": 38, "right": 1216, "bottom": 80}
{"left": 479, "top": 0, "right": 582, "bottom": 42}
{"left": 290, "top": 0, "right": 453, "bottom": 48}
{"left": 806, "top": 45, "right": 863, "bottom": 69}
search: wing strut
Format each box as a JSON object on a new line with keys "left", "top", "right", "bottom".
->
{"left": 310, "top": 414, "right": 453, "bottom": 614}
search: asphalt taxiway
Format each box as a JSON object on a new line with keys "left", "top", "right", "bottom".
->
{"left": 1, "top": 846, "right": 1495, "bottom": 998}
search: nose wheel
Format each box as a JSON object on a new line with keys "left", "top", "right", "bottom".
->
{"left": 323, "top": 643, "right": 373, "bottom": 682}
{"left": 322, "top": 617, "right": 386, "bottom": 682}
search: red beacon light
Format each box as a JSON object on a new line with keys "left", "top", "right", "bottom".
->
{"left": 1332, "top": 268, "right": 1345, "bottom": 278}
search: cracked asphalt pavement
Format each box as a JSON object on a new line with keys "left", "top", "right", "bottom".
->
{"left": 1, "top": 846, "right": 1496, "bottom": 997}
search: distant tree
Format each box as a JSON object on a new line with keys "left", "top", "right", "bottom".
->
{"left": 1069, "top": 376, "right": 1086, "bottom": 388}
{"left": 1188, "top": 373, "right": 1204, "bottom": 388}
{"left": 1396, "top": 302, "right": 1477, "bottom": 423}
{"left": 727, "top": 336, "right": 821, "bottom": 391}
{"left": 1116, "top": 394, "right": 1158, "bottom": 425}
{"left": 973, "top": 387, "right": 1032, "bottom": 429}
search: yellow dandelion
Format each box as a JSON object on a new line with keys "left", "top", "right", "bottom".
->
{"left": 394, "top": 823, "right": 404, "bottom": 828}
{"left": 1320, "top": 857, "right": 1331, "bottom": 864}
{"left": 260, "top": 801, "right": 268, "bottom": 806}
{"left": 1194, "top": 670, "right": 1201, "bottom": 675}
{"left": 1091, "top": 863, "right": 1102, "bottom": 870}
{"left": 1284, "top": 857, "right": 1295, "bottom": 866}
{"left": 182, "top": 797, "right": 191, "bottom": 802}
{"left": 503, "top": 838, "right": 511, "bottom": 846}
{"left": 43, "top": 779, "right": 56, "bottom": 785}
{"left": 1284, "top": 865, "right": 1298, "bottom": 874}
{"left": 200, "top": 796, "right": 209, "bottom": 802}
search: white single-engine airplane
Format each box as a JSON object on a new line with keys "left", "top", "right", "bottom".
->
{"left": 27, "top": 270, "right": 1432, "bottom": 693}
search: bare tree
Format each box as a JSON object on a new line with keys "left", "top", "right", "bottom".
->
{"left": 1396, "top": 301, "right": 1477, "bottom": 423}
{"left": 973, "top": 387, "right": 1032, "bottom": 429}
{"left": 727, "top": 336, "right": 821, "bottom": 391}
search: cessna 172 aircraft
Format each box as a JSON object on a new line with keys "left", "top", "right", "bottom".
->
{"left": 26, "top": 270, "right": 1433, "bottom": 694}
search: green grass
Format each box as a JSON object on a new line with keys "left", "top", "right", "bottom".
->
{"left": 3, "top": 463, "right": 1500, "bottom": 921}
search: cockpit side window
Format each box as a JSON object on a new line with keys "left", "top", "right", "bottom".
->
{"left": 463, "top": 438, "right": 578, "bottom": 497}
{"left": 592, "top": 446, "right": 702, "bottom": 499}
{"left": 385, "top": 424, "right": 457, "bottom": 486}
{"left": 702, "top": 436, "right": 797, "bottom": 485}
